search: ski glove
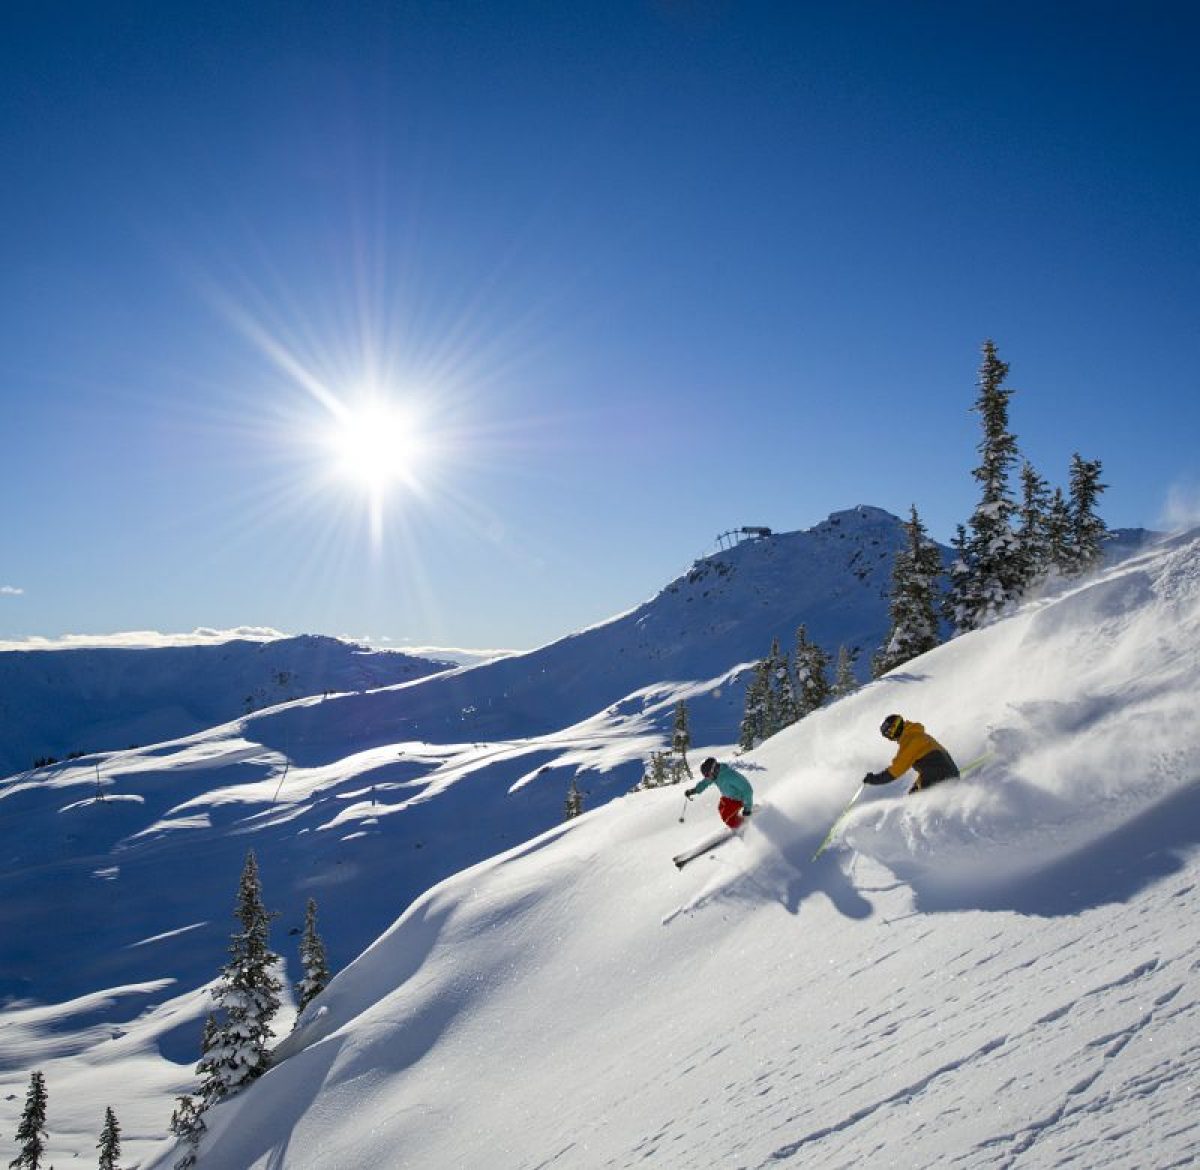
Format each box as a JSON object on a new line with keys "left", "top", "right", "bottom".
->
{"left": 863, "top": 771, "right": 891, "bottom": 786}
{"left": 684, "top": 788, "right": 696, "bottom": 798}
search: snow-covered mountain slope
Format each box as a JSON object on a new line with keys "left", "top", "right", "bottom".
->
{"left": 0, "top": 511, "right": 1177, "bottom": 1166}
{"left": 0, "top": 507, "right": 913, "bottom": 1160}
{"left": 0, "top": 634, "right": 453, "bottom": 780}
{"left": 134, "top": 525, "right": 1200, "bottom": 1170}
{"left": 0, "top": 509, "right": 910, "bottom": 994}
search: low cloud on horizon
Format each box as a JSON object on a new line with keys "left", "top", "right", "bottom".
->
{"left": 0, "top": 627, "right": 286, "bottom": 652}
{"left": 0, "top": 628, "right": 517, "bottom": 664}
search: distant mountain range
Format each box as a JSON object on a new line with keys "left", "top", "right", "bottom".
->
{"left": 0, "top": 636, "right": 453, "bottom": 779}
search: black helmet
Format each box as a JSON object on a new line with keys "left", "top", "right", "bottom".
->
{"left": 880, "top": 714, "right": 905, "bottom": 741}
{"left": 700, "top": 757, "right": 718, "bottom": 779}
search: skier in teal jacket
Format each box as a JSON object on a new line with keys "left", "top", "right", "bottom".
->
{"left": 686, "top": 758, "right": 754, "bottom": 829}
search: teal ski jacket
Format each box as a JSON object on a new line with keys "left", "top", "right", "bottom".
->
{"left": 692, "top": 763, "right": 754, "bottom": 812}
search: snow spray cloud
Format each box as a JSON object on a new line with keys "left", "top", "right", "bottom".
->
{"left": 1159, "top": 482, "right": 1200, "bottom": 532}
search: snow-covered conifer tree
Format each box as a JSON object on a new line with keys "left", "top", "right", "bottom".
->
{"left": 959, "top": 340, "right": 1024, "bottom": 629}
{"left": 564, "top": 775, "right": 585, "bottom": 819}
{"left": 1045, "top": 486, "right": 1075, "bottom": 578}
{"left": 738, "top": 660, "right": 770, "bottom": 750}
{"left": 670, "top": 699, "right": 693, "bottom": 779}
{"left": 169, "top": 1094, "right": 206, "bottom": 1170}
{"left": 10, "top": 1070, "right": 48, "bottom": 1170}
{"left": 1068, "top": 453, "right": 1108, "bottom": 574}
{"left": 943, "top": 523, "right": 977, "bottom": 633}
{"left": 832, "top": 645, "right": 859, "bottom": 699}
{"left": 295, "top": 898, "right": 331, "bottom": 1013}
{"left": 1016, "top": 460, "right": 1053, "bottom": 590}
{"left": 97, "top": 1106, "right": 122, "bottom": 1170}
{"left": 763, "top": 638, "right": 793, "bottom": 736}
{"left": 196, "top": 850, "right": 282, "bottom": 1104}
{"left": 792, "top": 625, "right": 831, "bottom": 718}
{"left": 639, "top": 751, "right": 670, "bottom": 789}
{"left": 873, "top": 505, "right": 943, "bottom": 676}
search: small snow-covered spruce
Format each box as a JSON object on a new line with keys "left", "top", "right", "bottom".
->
{"left": 169, "top": 1094, "right": 206, "bottom": 1170}
{"left": 873, "top": 505, "right": 943, "bottom": 677}
{"left": 1016, "top": 460, "right": 1053, "bottom": 591}
{"left": 738, "top": 659, "right": 770, "bottom": 750}
{"left": 1068, "top": 453, "right": 1108, "bottom": 575}
{"left": 564, "top": 775, "right": 585, "bottom": 819}
{"left": 196, "top": 849, "right": 283, "bottom": 1105}
{"left": 10, "top": 1070, "right": 48, "bottom": 1170}
{"left": 764, "top": 637, "right": 795, "bottom": 736}
{"left": 1044, "top": 485, "right": 1075, "bottom": 577}
{"left": 97, "top": 1106, "right": 122, "bottom": 1170}
{"left": 295, "top": 898, "right": 331, "bottom": 1013}
{"left": 670, "top": 700, "right": 693, "bottom": 779}
{"left": 637, "top": 751, "right": 671, "bottom": 789}
{"left": 958, "top": 339, "right": 1025, "bottom": 630}
{"left": 943, "top": 522, "right": 976, "bottom": 633}
{"left": 792, "top": 625, "right": 831, "bottom": 717}
{"left": 831, "top": 645, "right": 859, "bottom": 699}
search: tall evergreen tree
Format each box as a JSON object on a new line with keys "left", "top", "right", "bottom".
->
{"left": 196, "top": 850, "right": 282, "bottom": 1104}
{"left": 670, "top": 700, "right": 693, "bottom": 779}
{"left": 792, "top": 626, "right": 831, "bottom": 717}
{"left": 97, "top": 1106, "right": 122, "bottom": 1170}
{"left": 10, "top": 1070, "right": 48, "bottom": 1170}
{"left": 831, "top": 645, "right": 859, "bottom": 699}
{"left": 295, "top": 898, "right": 331, "bottom": 1013}
{"left": 1068, "top": 453, "right": 1108, "bottom": 574}
{"left": 959, "top": 340, "right": 1024, "bottom": 629}
{"left": 1016, "top": 460, "right": 1053, "bottom": 590}
{"left": 874, "top": 505, "right": 943, "bottom": 676}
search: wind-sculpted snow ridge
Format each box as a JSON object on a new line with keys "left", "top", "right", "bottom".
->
{"left": 134, "top": 528, "right": 1200, "bottom": 1170}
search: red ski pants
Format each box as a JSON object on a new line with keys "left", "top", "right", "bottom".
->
{"left": 718, "top": 796, "right": 745, "bottom": 829}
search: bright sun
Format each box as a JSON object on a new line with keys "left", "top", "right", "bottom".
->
{"left": 328, "top": 401, "right": 427, "bottom": 494}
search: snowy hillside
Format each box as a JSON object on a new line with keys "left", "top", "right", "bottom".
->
{"left": 144, "top": 525, "right": 1198, "bottom": 1168}
{"left": 0, "top": 634, "right": 453, "bottom": 779}
{"left": 1, "top": 511, "right": 1186, "bottom": 1168}
{"left": 0, "top": 508, "right": 911, "bottom": 994}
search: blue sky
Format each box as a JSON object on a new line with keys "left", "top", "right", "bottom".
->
{"left": 3, "top": 2, "right": 1198, "bottom": 650}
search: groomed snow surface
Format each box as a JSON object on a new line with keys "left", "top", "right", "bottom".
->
{"left": 4, "top": 527, "right": 1199, "bottom": 1168}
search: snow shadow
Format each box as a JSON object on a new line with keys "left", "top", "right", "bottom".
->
{"left": 905, "top": 777, "right": 1200, "bottom": 917}
{"left": 199, "top": 1031, "right": 349, "bottom": 1170}
{"left": 744, "top": 805, "right": 872, "bottom": 921}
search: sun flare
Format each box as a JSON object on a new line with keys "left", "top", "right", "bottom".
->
{"left": 328, "top": 401, "right": 427, "bottom": 494}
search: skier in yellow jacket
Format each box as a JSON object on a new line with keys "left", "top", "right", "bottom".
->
{"left": 864, "top": 714, "right": 959, "bottom": 795}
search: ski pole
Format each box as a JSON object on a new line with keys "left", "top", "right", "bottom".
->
{"left": 678, "top": 794, "right": 690, "bottom": 823}
{"left": 811, "top": 784, "right": 865, "bottom": 862}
